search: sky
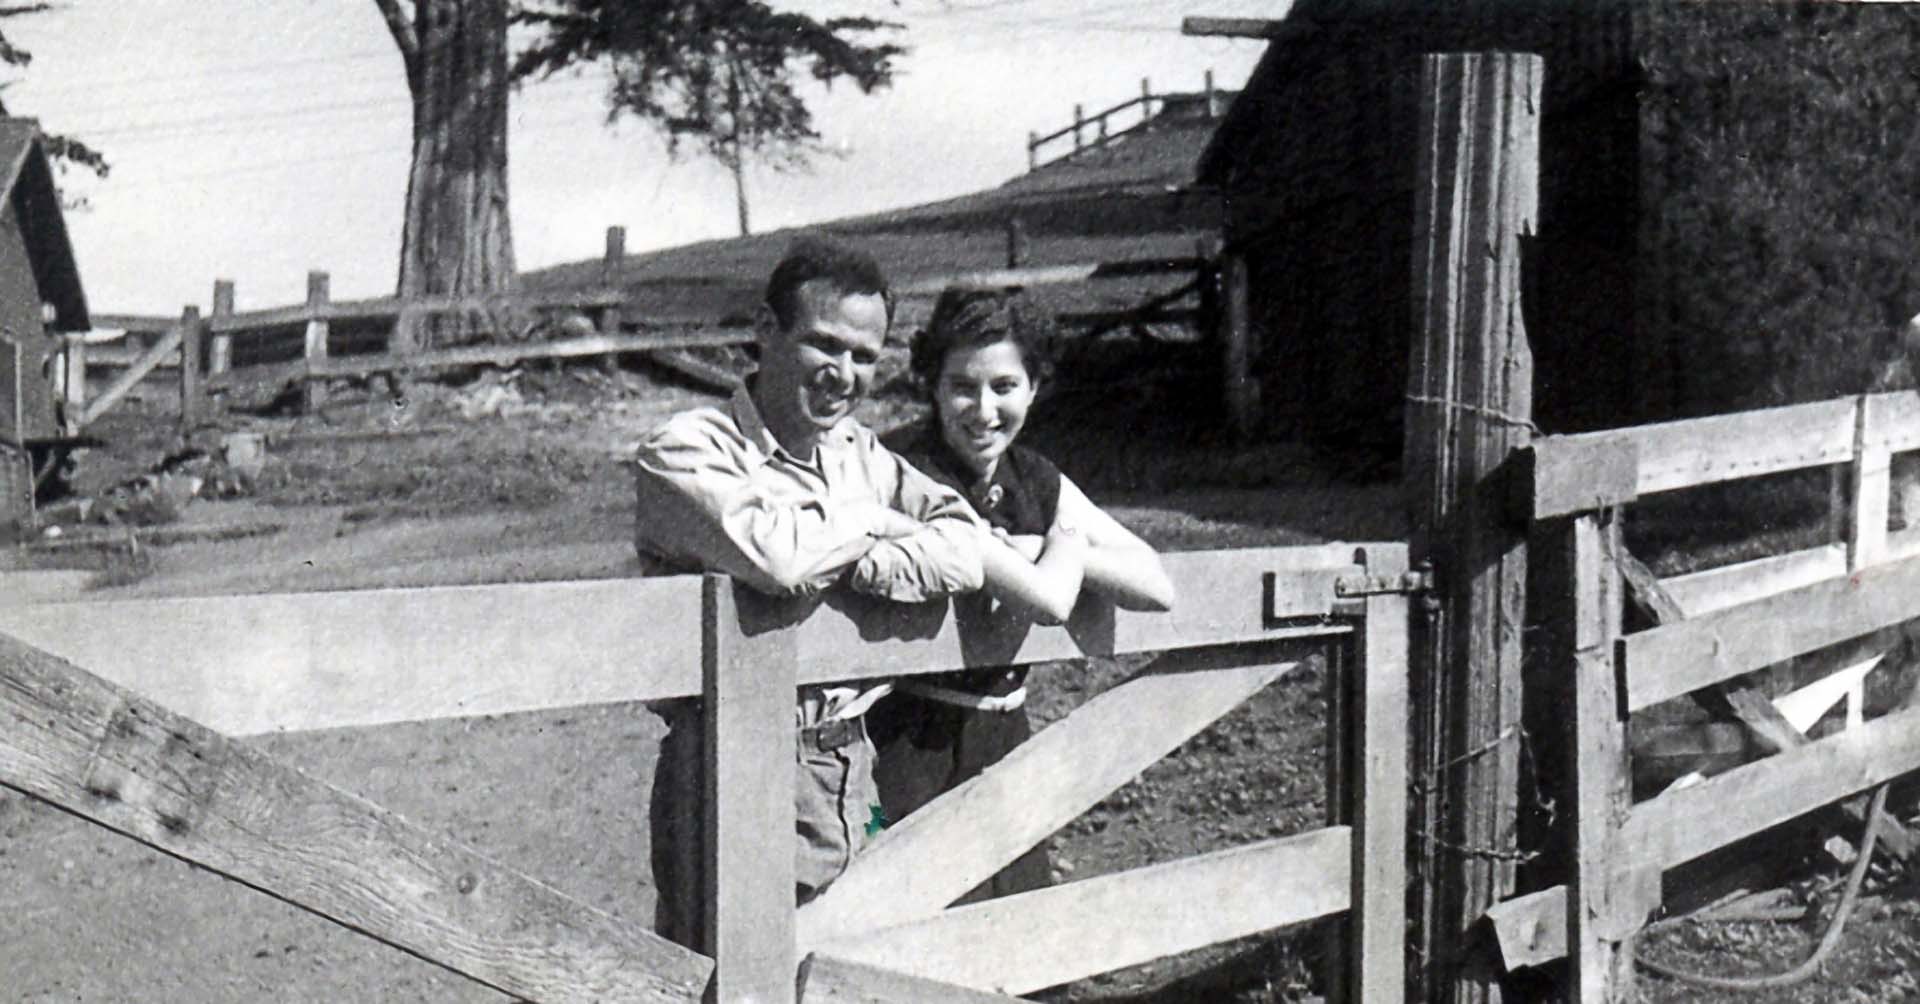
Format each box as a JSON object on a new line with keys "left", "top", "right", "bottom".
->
{"left": 4, "top": 1, "right": 1282, "bottom": 315}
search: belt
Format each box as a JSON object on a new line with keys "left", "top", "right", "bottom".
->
{"left": 898, "top": 680, "right": 1028, "bottom": 714}
{"left": 799, "top": 715, "right": 867, "bottom": 753}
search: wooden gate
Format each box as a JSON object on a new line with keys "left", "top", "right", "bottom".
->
{"left": 0, "top": 542, "right": 1413, "bottom": 1002}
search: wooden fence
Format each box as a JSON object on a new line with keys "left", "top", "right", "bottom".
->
{"left": 1024, "top": 71, "right": 1226, "bottom": 170}
{"left": 0, "top": 542, "right": 1411, "bottom": 1002}
{"left": 1485, "top": 389, "right": 1920, "bottom": 1001}
{"left": 57, "top": 239, "right": 1239, "bottom": 436}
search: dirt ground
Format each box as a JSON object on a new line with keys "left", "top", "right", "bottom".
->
{"left": 4, "top": 363, "right": 1918, "bottom": 1002}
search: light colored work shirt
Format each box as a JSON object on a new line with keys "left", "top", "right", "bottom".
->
{"left": 634, "top": 385, "right": 985, "bottom": 722}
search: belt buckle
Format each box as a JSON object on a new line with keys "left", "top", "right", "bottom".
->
{"left": 805, "top": 716, "right": 862, "bottom": 753}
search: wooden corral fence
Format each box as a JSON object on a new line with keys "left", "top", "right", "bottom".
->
{"left": 0, "top": 543, "right": 1411, "bottom": 1002}
{"left": 1482, "top": 389, "right": 1920, "bottom": 1001}
{"left": 58, "top": 234, "right": 1246, "bottom": 438}
{"left": 1024, "top": 70, "right": 1227, "bottom": 170}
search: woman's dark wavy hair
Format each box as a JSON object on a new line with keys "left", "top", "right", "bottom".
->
{"left": 908, "top": 286, "right": 1057, "bottom": 396}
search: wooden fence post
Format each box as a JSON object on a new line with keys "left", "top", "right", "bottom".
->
{"left": 605, "top": 225, "right": 627, "bottom": 272}
{"left": 601, "top": 227, "right": 629, "bottom": 374}
{"left": 1564, "top": 512, "right": 1642, "bottom": 1003}
{"left": 209, "top": 279, "right": 235, "bottom": 378}
{"left": 1405, "top": 52, "right": 1541, "bottom": 1004}
{"left": 1354, "top": 583, "right": 1411, "bottom": 1002}
{"left": 1219, "top": 251, "right": 1256, "bottom": 440}
{"left": 703, "top": 576, "right": 798, "bottom": 1004}
{"left": 1205, "top": 69, "right": 1219, "bottom": 118}
{"left": 1073, "top": 104, "right": 1084, "bottom": 152}
{"left": 1005, "top": 218, "right": 1029, "bottom": 269}
{"left": 1027, "top": 131, "right": 1038, "bottom": 171}
{"left": 178, "top": 305, "right": 204, "bottom": 435}
{"left": 304, "top": 271, "right": 330, "bottom": 413}
{"left": 1140, "top": 77, "right": 1153, "bottom": 124}
{"left": 1850, "top": 394, "right": 1892, "bottom": 570}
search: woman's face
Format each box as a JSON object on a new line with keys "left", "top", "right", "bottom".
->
{"left": 935, "top": 338, "right": 1038, "bottom": 479}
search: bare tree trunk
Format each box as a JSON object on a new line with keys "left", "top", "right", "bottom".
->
{"left": 726, "top": 66, "right": 750, "bottom": 237}
{"left": 381, "top": 0, "right": 516, "bottom": 354}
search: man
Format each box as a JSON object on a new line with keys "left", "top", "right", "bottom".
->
{"left": 633, "top": 236, "right": 985, "bottom": 949}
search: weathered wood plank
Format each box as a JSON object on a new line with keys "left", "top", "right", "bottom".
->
{"left": 1851, "top": 395, "right": 1894, "bottom": 570}
{"left": 0, "top": 578, "right": 704, "bottom": 735}
{"left": 1520, "top": 436, "right": 1639, "bottom": 520}
{"left": 202, "top": 287, "right": 632, "bottom": 335}
{"left": 799, "top": 955, "right": 1029, "bottom": 1003}
{"left": 206, "top": 330, "right": 755, "bottom": 391}
{"left": 0, "top": 631, "right": 711, "bottom": 1003}
{"left": 1567, "top": 514, "right": 1643, "bottom": 1002}
{"left": 705, "top": 578, "right": 797, "bottom": 1004}
{"left": 812, "top": 828, "right": 1349, "bottom": 995}
{"left": 0, "top": 547, "right": 1364, "bottom": 735}
{"left": 797, "top": 646, "right": 1302, "bottom": 948}
{"left": 1485, "top": 886, "right": 1566, "bottom": 971}
{"left": 79, "top": 322, "right": 184, "bottom": 426}
{"left": 1624, "top": 551, "right": 1920, "bottom": 712}
{"left": 1657, "top": 544, "right": 1845, "bottom": 618}
{"left": 1529, "top": 398, "right": 1858, "bottom": 513}
{"left": 1863, "top": 391, "right": 1920, "bottom": 454}
{"left": 1354, "top": 590, "right": 1408, "bottom": 1002}
{"left": 1619, "top": 702, "right": 1920, "bottom": 872}
{"left": 894, "top": 258, "right": 1204, "bottom": 296}
{"left": 1405, "top": 51, "right": 1538, "bottom": 1004}
{"left": 1618, "top": 542, "right": 1917, "bottom": 856}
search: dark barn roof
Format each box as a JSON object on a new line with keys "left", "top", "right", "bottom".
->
{"left": 0, "top": 119, "right": 89, "bottom": 333}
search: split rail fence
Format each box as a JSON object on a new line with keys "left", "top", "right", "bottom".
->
{"left": 56, "top": 240, "right": 1240, "bottom": 436}
{"left": 1496, "top": 389, "right": 1920, "bottom": 1001}
{"left": 0, "top": 542, "right": 1411, "bottom": 1002}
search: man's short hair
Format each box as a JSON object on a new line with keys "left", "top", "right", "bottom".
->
{"left": 764, "top": 236, "right": 895, "bottom": 331}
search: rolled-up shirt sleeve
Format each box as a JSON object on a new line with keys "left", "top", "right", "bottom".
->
{"left": 634, "top": 417, "right": 885, "bottom": 597}
{"left": 847, "top": 446, "right": 985, "bottom": 602}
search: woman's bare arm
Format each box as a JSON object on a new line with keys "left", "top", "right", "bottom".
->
{"left": 1055, "top": 475, "right": 1175, "bottom": 612}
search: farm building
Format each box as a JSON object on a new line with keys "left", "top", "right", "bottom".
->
{"left": 1197, "top": 0, "right": 1920, "bottom": 446}
{"left": 524, "top": 78, "right": 1236, "bottom": 337}
{"left": 0, "top": 117, "right": 91, "bottom": 532}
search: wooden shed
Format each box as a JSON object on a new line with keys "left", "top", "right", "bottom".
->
{"left": 0, "top": 118, "right": 91, "bottom": 531}
{"left": 1196, "top": 0, "right": 1920, "bottom": 446}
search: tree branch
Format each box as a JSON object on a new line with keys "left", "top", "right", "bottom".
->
{"left": 373, "top": 0, "right": 419, "bottom": 79}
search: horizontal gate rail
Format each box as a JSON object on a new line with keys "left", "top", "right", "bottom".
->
{"left": 1624, "top": 549, "right": 1920, "bottom": 711}
{"left": 1524, "top": 390, "right": 1920, "bottom": 518}
{"left": 0, "top": 544, "right": 1378, "bottom": 736}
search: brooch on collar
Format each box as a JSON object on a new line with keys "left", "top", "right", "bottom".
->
{"left": 982, "top": 484, "right": 1005, "bottom": 508}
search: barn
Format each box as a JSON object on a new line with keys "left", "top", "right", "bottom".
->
{"left": 0, "top": 118, "right": 92, "bottom": 532}
{"left": 1195, "top": 0, "right": 1920, "bottom": 447}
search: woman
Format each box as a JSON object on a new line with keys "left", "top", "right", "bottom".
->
{"left": 869, "top": 285, "right": 1175, "bottom": 902}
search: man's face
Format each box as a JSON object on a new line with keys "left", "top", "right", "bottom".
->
{"left": 761, "top": 281, "right": 888, "bottom": 435}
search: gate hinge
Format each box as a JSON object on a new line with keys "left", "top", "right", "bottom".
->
{"left": 1333, "top": 566, "right": 1434, "bottom": 598}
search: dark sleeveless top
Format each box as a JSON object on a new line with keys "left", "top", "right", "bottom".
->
{"left": 882, "top": 421, "right": 1061, "bottom": 546}
{"left": 881, "top": 421, "right": 1063, "bottom": 696}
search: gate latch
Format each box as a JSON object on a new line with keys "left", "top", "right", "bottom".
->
{"left": 1333, "top": 566, "right": 1434, "bottom": 598}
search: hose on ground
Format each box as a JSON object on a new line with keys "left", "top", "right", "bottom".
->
{"left": 1633, "top": 783, "right": 1889, "bottom": 991}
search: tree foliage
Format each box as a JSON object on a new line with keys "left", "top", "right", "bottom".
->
{"left": 511, "top": 1, "right": 905, "bottom": 172}
{"left": 0, "top": 3, "right": 107, "bottom": 180}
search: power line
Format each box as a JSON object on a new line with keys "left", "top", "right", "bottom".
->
{"left": 5, "top": 47, "right": 395, "bottom": 99}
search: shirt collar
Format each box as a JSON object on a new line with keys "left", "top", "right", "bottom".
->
{"left": 729, "top": 383, "right": 781, "bottom": 459}
{"left": 731, "top": 376, "right": 860, "bottom": 463}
